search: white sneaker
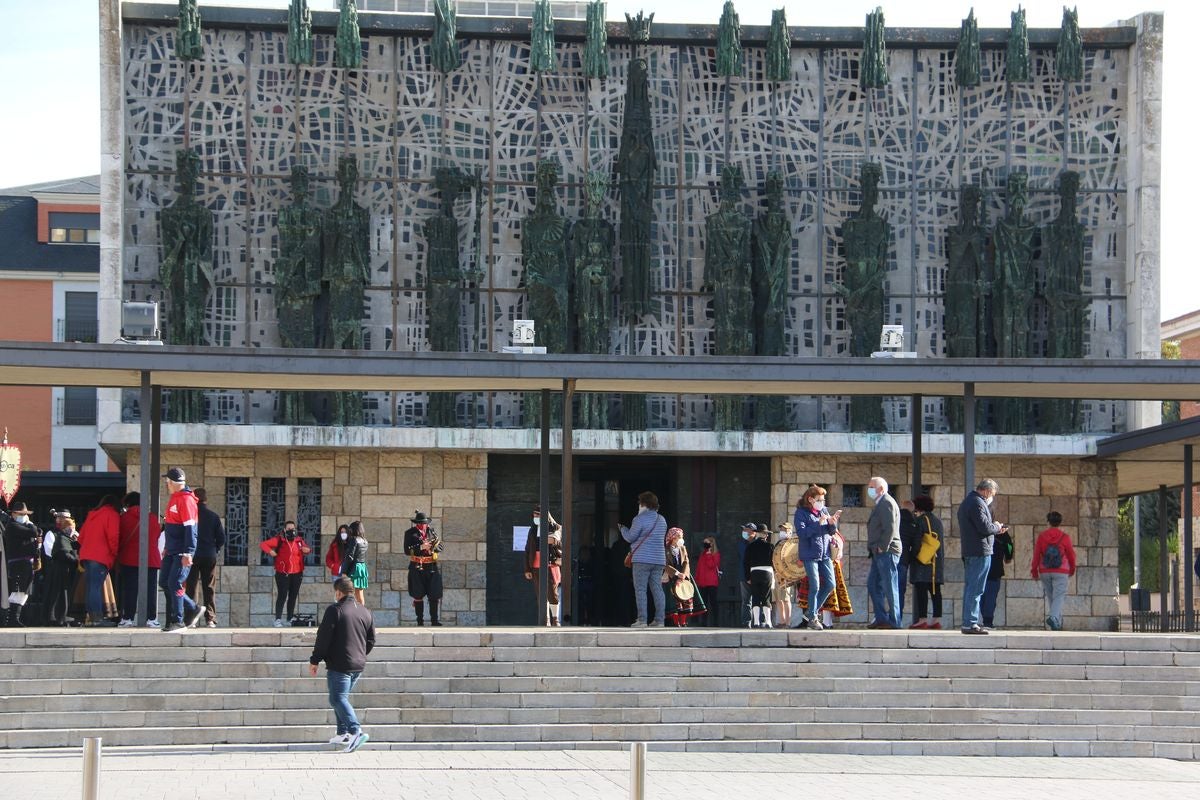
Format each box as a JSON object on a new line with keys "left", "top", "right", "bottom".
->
{"left": 145, "top": 619, "right": 160, "bottom": 628}
{"left": 648, "top": 619, "right": 663, "bottom": 628}
{"left": 273, "top": 619, "right": 284, "bottom": 628}
{"left": 328, "top": 733, "right": 351, "bottom": 745}
{"left": 630, "top": 620, "right": 648, "bottom": 628}
{"left": 344, "top": 731, "right": 369, "bottom": 753}
{"left": 117, "top": 619, "right": 135, "bottom": 628}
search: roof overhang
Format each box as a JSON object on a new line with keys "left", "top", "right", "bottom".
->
{"left": 1095, "top": 416, "right": 1200, "bottom": 496}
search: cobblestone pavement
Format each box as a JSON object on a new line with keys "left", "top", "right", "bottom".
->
{"left": 4, "top": 748, "right": 1200, "bottom": 799}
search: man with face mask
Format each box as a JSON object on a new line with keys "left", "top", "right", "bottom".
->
{"left": 0, "top": 501, "right": 41, "bottom": 627}
{"left": 956, "top": 479, "right": 1006, "bottom": 635}
{"left": 865, "top": 477, "right": 902, "bottom": 629}
{"left": 42, "top": 510, "right": 80, "bottom": 626}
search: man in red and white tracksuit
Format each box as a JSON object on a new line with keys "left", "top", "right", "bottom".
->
{"left": 160, "top": 467, "right": 200, "bottom": 632}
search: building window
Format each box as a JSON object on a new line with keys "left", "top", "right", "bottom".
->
{"left": 224, "top": 477, "right": 249, "bottom": 566}
{"left": 48, "top": 211, "right": 99, "bottom": 245}
{"left": 63, "top": 449, "right": 96, "bottom": 472}
{"left": 260, "top": 477, "right": 287, "bottom": 566}
{"left": 297, "top": 478, "right": 323, "bottom": 567}
{"left": 61, "top": 387, "right": 97, "bottom": 425}
{"left": 62, "top": 291, "right": 98, "bottom": 343}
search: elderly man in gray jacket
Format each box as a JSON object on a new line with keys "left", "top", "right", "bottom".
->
{"left": 865, "top": 476, "right": 902, "bottom": 629}
{"left": 956, "top": 478, "right": 1007, "bottom": 635}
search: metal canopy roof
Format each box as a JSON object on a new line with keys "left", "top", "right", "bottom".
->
{"left": 1095, "top": 416, "right": 1200, "bottom": 496}
{"left": 1, "top": 341, "right": 1199, "bottom": 400}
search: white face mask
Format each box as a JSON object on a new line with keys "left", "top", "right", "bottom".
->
{"left": 340, "top": 532, "right": 348, "bottom": 541}
{"left": 533, "top": 517, "right": 540, "bottom": 527}
{"left": 866, "top": 487, "right": 878, "bottom": 501}
{"left": 741, "top": 531, "right": 751, "bottom": 541}
{"left": 984, "top": 495, "right": 994, "bottom": 507}
{"left": 13, "top": 515, "right": 29, "bottom": 524}
{"left": 812, "top": 501, "right": 826, "bottom": 512}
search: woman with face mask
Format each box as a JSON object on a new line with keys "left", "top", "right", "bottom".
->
{"left": 792, "top": 485, "right": 841, "bottom": 630}
{"left": 324, "top": 524, "right": 351, "bottom": 599}
{"left": 340, "top": 521, "right": 369, "bottom": 606}
{"left": 261, "top": 521, "right": 311, "bottom": 627}
{"left": 694, "top": 536, "right": 722, "bottom": 627}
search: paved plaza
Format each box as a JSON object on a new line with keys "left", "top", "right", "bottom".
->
{"left": 4, "top": 749, "right": 1200, "bottom": 799}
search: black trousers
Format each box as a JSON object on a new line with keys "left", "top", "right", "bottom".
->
{"left": 185, "top": 556, "right": 219, "bottom": 623}
{"left": 274, "top": 572, "right": 303, "bottom": 620}
{"left": 119, "top": 564, "right": 159, "bottom": 621}
{"left": 407, "top": 563, "right": 443, "bottom": 600}
{"left": 912, "top": 582, "right": 943, "bottom": 621}
{"left": 699, "top": 586, "right": 719, "bottom": 627}
{"left": 41, "top": 561, "right": 75, "bottom": 624}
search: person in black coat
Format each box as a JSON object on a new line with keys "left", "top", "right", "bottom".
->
{"left": 981, "top": 526, "right": 1015, "bottom": 628}
{"left": 1, "top": 501, "right": 42, "bottom": 627}
{"left": 743, "top": 528, "right": 775, "bottom": 629}
{"left": 904, "top": 496, "right": 946, "bottom": 629}
{"left": 185, "top": 488, "right": 225, "bottom": 627}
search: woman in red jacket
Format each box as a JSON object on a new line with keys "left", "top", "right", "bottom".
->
{"left": 261, "top": 521, "right": 311, "bottom": 627}
{"left": 694, "top": 536, "right": 721, "bottom": 628}
{"left": 116, "top": 492, "right": 163, "bottom": 627}
{"left": 324, "top": 524, "right": 351, "bottom": 599}
{"left": 1031, "top": 511, "right": 1077, "bottom": 631}
{"left": 78, "top": 496, "right": 122, "bottom": 626}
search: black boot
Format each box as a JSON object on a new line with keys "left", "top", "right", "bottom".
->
{"left": 9, "top": 605, "right": 25, "bottom": 628}
{"left": 413, "top": 600, "right": 424, "bottom": 627}
{"left": 430, "top": 599, "right": 442, "bottom": 627}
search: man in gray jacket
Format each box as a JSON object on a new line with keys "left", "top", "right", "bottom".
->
{"left": 865, "top": 476, "right": 902, "bottom": 629}
{"left": 956, "top": 479, "right": 1006, "bottom": 635}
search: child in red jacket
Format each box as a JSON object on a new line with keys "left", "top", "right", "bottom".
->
{"left": 261, "top": 522, "right": 311, "bottom": 627}
{"left": 1031, "top": 511, "right": 1077, "bottom": 631}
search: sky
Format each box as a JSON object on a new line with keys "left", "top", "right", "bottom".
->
{"left": 0, "top": 0, "right": 1191, "bottom": 322}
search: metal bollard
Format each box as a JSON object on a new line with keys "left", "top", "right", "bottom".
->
{"left": 629, "top": 741, "right": 646, "bottom": 800}
{"left": 82, "top": 737, "right": 102, "bottom": 800}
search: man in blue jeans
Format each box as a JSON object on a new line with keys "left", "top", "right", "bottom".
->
{"left": 865, "top": 476, "right": 902, "bottom": 629}
{"left": 310, "top": 575, "right": 376, "bottom": 752}
{"left": 956, "top": 479, "right": 1006, "bottom": 635}
{"left": 160, "top": 468, "right": 200, "bottom": 632}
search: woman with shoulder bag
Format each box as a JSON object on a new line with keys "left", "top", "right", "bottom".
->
{"left": 619, "top": 491, "right": 668, "bottom": 628}
{"left": 907, "top": 496, "right": 945, "bottom": 629}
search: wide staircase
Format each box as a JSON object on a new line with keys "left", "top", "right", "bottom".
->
{"left": 2, "top": 627, "right": 1199, "bottom": 758}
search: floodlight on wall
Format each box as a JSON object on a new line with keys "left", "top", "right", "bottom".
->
{"left": 119, "top": 301, "right": 163, "bottom": 344}
{"left": 502, "top": 319, "right": 546, "bottom": 354}
{"left": 871, "top": 325, "right": 917, "bottom": 359}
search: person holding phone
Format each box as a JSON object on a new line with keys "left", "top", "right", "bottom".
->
{"left": 793, "top": 485, "right": 841, "bottom": 630}
{"left": 956, "top": 479, "right": 1005, "bottom": 635}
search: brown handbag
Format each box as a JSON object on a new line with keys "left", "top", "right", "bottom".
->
{"left": 623, "top": 515, "right": 662, "bottom": 568}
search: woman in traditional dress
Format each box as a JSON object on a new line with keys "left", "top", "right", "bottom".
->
{"left": 663, "top": 527, "right": 704, "bottom": 627}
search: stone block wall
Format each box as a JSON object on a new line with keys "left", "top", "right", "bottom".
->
{"left": 127, "top": 448, "right": 488, "bottom": 627}
{"left": 772, "top": 455, "right": 1120, "bottom": 631}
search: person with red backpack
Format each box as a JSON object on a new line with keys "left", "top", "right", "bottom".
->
{"left": 1031, "top": 511, "right": 1077, "bottom": 631}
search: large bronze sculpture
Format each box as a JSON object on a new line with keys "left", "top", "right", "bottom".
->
{"left": 1042, "top": 171, "right": 1087, "bottom": 432}
{"left": 287, "top": 0, "right": 313, "bottom": 66}
{"left": 617, "top": 12, "right": 657, "bottom": 322}
{"left": 837, "top": 162, "right": 889, "bottom": 432}
{"left": 1007, "top": 6, "right": 1030, "bottom": 83}
{"left": 275, "top": 166, "right": 322, "bottom": 425}
{"left": 334, "top": 0, "right": 362, "bottom": 70}
{"left": 530, "top": 0, "right": 556, "bottom": 74}
{"left": 752, "top": 172, "right": 791, "bottom": 430}
{"left": 424, "top": 167, "right": 478, "bottom": 427}
{"left": 944, "top": 185, "right": 986, "bottom": 430}
{"left": 716, "top": 1, "right": 742, "bottom": 78}
{"left": 177, "top": 0, "right": 204, "bottom": 61}
{"left": 159, "top": 150, "right": 213, "bottom": 422}
{"left": 432, "top": 0, "right": 461, "bottom": 74}
{"left": 705, "top": 166, "right": 753, "bottom": 431}
{"left": 523, "top": 159, "right": 569, "bottom": 426}
{"left": 991, "top": 171, "right": 1036, "bottom": 432}
{"left": 569, "top": 172, "right": 615, "bottom": 429}
{"left": 766, "top": 8, "right": 791, "bottom": 83}
{"left": 584, "top": 0, "right": 608, "bottom": 80}
{"left": 1057, "top": 6, "right": 1083, "bottom": 82}
{"left": 861, "top": 7, "right": 888, "bottom": 90}
{"left": 322, "top": 156, "right": 370, "bottom": 426}
{"left": 955, "top": 9, "right": 980, "bottom": 88}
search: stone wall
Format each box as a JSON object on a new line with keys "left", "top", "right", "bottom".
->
{"left": 127, "top": 448, "right": 488, "bottom": 626}
{"left": 772, "top": 455, "right": 1119, "bottom": 631}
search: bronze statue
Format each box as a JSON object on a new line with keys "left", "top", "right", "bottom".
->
{"left": 716, "top": 1, "right": 742, "bottom": 78}
{"left": 616, "top": 13, "right": 657, "bottom": 321}
{"left": 944, "top": 185, "right": 986, "bottom": 431}
{"left": 991, "top": 171, "right": 1036, "bottom": 432}
{"left": 837, "top": 162, "right": 889, "bottom": 432}
{"left": 275, "top": 166, "right": 322, "bottom": 425}
{"left": 522, "top": 159, "right": 569, "bottom": 426}
{"left": 752, "top": 172, "right": 791, "bottom": 430}
{"left": 1057, "top": 6, "right": 1083, "bottom": 82}
{"left": 334, "top": 0, "right": 362, "bottom": 70}
{"left": 1041, "top": 171, "right": 1086, "bottom": 432}
{"left": 321, "top": 156, "right": 370, "bottom": 426}
{"left": 424, "top": 167, "right": 477, "bottom": 426}
{"left": 431, "top": 0, "right": 461, "bottom": 74}
{"left": 705, "top": 166, "right": 753, "bottom": 431}
{"left": 766, "top": 8, "right": 791, "bottom": 83}
{"left": 287, "top": 0, "right": 313, "bottom": 66}
{"left": 530, "top": 0, "right": 556, "bottom": 74}
{"left": 177, "top": 0, "right": 203, "bottom": 61}
{"left": 861, "top": 7, "right": 888, "bottom": 90}
{"left": 955, "top": 9, "right": 980, "bottom": 88}
{"left": 569, "top": 172, "right": 615, "bottom": 429}
{"left": 1007, "top": 6, "right": 1029, "bottom": 83}
{"left": 159, "top": 149, "right": 213, "bottom": 422}
{"left": 584, "top": 0, "right": 608, "bottom": 80}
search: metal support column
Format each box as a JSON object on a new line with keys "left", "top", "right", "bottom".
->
{"left": 1159, "top": 484, "right": 1169, "bottom": 633}
{"left": 561, "top": 379, "right": 575, "bottom": 625}
{"left": 911, "top": 393, "right": 922, "bottom": 497}
{"left": 1184, "top": 445, "right": 1194, "bottom": 632}
{"left": 149, "top": 386, "right": 163, "bottom": 517}
{"left": 538, "top": 389, "right": 550, "bottom": 627}
{"left": 963, "top": 383, "right": 976, "bottom": 495}
{"left": 136, "top": 372, "right": 152, "bottom": 626}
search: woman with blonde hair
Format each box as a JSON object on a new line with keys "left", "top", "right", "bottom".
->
{"left": 772, "top": 522, "right": 796, "bottom": 627}
{"left": 663, "top": 527, "right": 704, "bottom": 626}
